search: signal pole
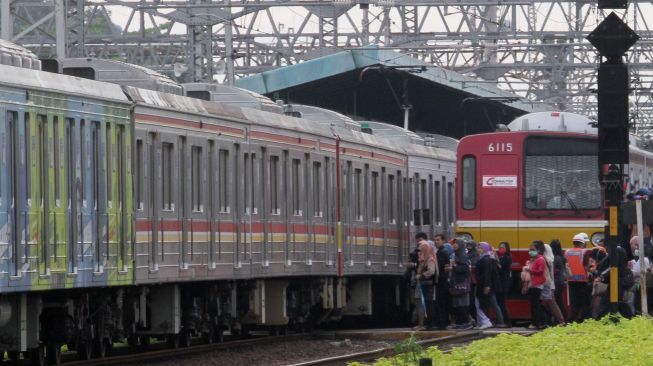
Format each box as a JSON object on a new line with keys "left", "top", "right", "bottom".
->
{"left": 587, "top": 9, "right": 639, "bottom": 313}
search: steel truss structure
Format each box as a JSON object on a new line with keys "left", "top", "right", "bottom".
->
{"left": 2, "top": 0, "right": 653, "bottom": 132}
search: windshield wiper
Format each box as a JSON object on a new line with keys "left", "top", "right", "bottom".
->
{"left": 560, "top": 190, "right": 581, "bottom": 214}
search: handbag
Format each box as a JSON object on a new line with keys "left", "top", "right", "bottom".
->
{"left": 592, "top": 281, "right": 608, "bottom": 296}
{"left": 449, "top": 277, "right": 470, "bottom": 295}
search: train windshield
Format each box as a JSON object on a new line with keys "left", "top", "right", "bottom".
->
{"left": 523, "top": 136, "right": 601, "bottom": 211}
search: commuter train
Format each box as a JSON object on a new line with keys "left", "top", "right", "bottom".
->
{"left": 455, "top": 111, "right": 653, "bottom": 317}
{"left": 0, "top": 40, "right": 456, "bottom": 365}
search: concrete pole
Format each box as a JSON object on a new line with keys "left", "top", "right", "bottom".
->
{"left": 636, "top": 200, "right": 648, "bottom": 314}
{"left": 55, "top": 0, "right": 66, "bottom": 58}
{"left": 1, "top": 0, "right": 13, "bottom": 40}
{"left": 224, "top": 0, "right": 234, "bottom": 85}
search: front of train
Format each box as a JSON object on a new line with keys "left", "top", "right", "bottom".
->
{"left": 454, "top": 111, "right": 606, "bottom": 317}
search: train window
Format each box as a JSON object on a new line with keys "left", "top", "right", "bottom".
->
{"left": 136, "top": 139, "right": 143, "bottom": 209}
{"left": 388, "top": 174, "right": 395, "bottom": 224}
{"left": 244, "top": 152, "right": 255, "bottom": 214}
{"left": 372, "top": 171, "right": 379, "bottom": 222}
{"left": 192, "top": 146, "right": 202, "bottom": 212}
{"left": 37, "top": 114, "right": 47, "bottom": 208}
{"left": 441, "top": 176, "right": 448, "bottom": 225}
{"left": 523, "top": 137, "right": 600, "bottom": 210}
{"left": 324, "top": 157, "right": 330, "bottom": 219}
{"left": 434, "top": 181, "right": 441, "bottom": 224}
{"left": 292, "top": 158, "right": 301, "bottom": 216}
{"left": 448, "top": 182, "right": 455, "bottom": 224}
{"left": 461, "top": 156, "right": 476, "bottom": 210}
{"left": 355, "top": 168, "right": 362, "bottom": 221}
{"left": 106, "top": 123, "right": 112, "bottom": 204}
{"left": 313, "top": 161, "right": 322, "bottom": 217}
{"left": 24, "top": 113, "right": 31, "bottom": 204}
{"left": 53, "top": 116, "right": 60, "bottom": 206}
{"left": 219, "top": 149, "right": 229, "bottom": 213}
{"left": 92, "top": 122, "right": 100, "bottom": 210}
{"left": 65, "top": 119, "right": 73, "bottom": 209}
{"left": 270, "top": 155, "right": 279, "bottom": 214}
{"left": 80, "top": 120, "right": 85, "bottom": 206}
{"left": 162, "top": 142, "right": 173, "bottom": 210}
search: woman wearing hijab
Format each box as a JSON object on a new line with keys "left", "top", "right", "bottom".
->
{"left": 466, "top": 241, "right": 491, "bottom": 328}
{"left": 476, "top": 242, "right": 506, "bottom": 327}
{"left": 416, "top": 240, "right": 438, "bottom": 330}
{"left": 446, "top": 238, "right": 473, "bottom": 330}
{"left": 496, "top": 242, "right": 512, "bottom": 326}
{"left": 542, "top": 243, "right": 566, "bottom": 326}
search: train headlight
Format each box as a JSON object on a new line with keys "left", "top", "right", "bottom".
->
{"left": 591, "top": 233, "right": 605, "bottom": 246}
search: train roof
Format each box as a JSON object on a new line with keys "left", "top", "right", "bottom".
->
{"left": 507, "top": 111, "right": 596, "bottom": 134}
{"left": 0, "top": 63, "right": 130, "bottom": 103}
{"left": 0, "top": 39, "right": 41, "bottom": 70}
{"left": 182, "top": 83, "right": 283, "bottom": 114}
{"left": 43, "top": 58, "right": 183, "bottom": 95}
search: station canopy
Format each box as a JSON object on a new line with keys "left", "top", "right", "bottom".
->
{"left": 236, "top": 47, "right": 549, "bottom": 139}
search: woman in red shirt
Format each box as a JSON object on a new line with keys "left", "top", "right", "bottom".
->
{"left": 525, "top": 240, "right": 547, "bottom": 329}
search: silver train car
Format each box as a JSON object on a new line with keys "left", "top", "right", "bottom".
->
{"left": 0, "top": 41, "right": 456, "bottom": 365}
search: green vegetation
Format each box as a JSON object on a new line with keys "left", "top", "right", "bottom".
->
{"left": 351, "top": 316, "right": 653, "bottom": 366}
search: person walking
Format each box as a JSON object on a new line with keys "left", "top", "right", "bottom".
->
{"left": 434, "top": 233, "right": 451, "bottom": 329}
{"left": 525, "top": 241, "right": 546, "bottom": 329}
{"left": 447, "top": 238, "right": 473, "bottom": 330}
{"left": 565, "top": 234, "right": 590, "bottom": 322}
{"left": 496, "top": 242, "right": 512, "bottom": 326}
{"left": 542, "top": 243, "right": 566, "bottom": 325}
{"left": 416, "top": 240, "right": 438, "bottom": 330}
{"left": 467, "top": 241, "right": 492, "bottom": 329}
{"left": 551, "top": 239, "right": 569, "bottom": 322}
{"left": 476, "top": 242, "right": 506, "bottom": 327}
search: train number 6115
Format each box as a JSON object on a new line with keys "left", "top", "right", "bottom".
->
{"left": 487, "top": 142, "right": 512, "bottom": 152}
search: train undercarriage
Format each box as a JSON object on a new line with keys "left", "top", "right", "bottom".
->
{"left": 0, "top": 276, "right": 406, "bottom": 365}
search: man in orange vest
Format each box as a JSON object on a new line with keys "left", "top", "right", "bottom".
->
{"left": 565, "top": 233, "right": 591, "bottom": 322}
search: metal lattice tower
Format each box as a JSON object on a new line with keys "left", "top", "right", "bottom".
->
{"left": 2, "top": 0, "right": 653, "bottom": 132}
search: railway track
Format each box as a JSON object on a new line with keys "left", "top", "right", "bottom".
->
{"left": 287, "top": 331, "right": 488, "bottom": 366}
{"left": 56, "top": 333, "right": 307, "bottom": 366}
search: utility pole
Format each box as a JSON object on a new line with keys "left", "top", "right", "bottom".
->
{"left": 587, "top": 10, "right": 639, "bottom": 313}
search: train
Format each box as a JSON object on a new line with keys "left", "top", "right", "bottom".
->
{"left": 0, "top": 40, "right": 457, "bottom": 365}
{"left": 454, "top": 111, "right": 653, "bottom": 317}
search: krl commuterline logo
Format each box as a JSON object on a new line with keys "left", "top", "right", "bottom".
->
{"left": 482, "top": 175, "right": 518, "bottom": 188}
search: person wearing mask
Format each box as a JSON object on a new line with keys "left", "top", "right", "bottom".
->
{"left": 550, "top": 239, "right": 569, "bottom": 322}
{"left": 406, "top": 232, "right": 428, "bottom": 329}
{"left": 496, "top": 242, "right": 512, "bottom": 327}
{"left": 627, "top": 236, "right": 651, "bottom": 314}
{"left": 446, "top": 238, "right": 473, "bottom": 330}
{"left": 466, "top": 241, "right": 492, "bottom": 329}
{"left": 433, "top": 234, "right": 451, "bottom": 329}
{"left": 525, "top": 241, "right": 546, "bottom": 329}
{"left": 591, "top": 239, "right": 633, "bottom": 319}
{"left": 476, "top": 242, "right": 506, "bottom": 328}
{"left": 565, "top": 233, "right": 590, "bottom": 322}
{"left": 542, "top": 243, "right": 566, "bottom": 326}
{"left": 416, "top": 240, "right": 438, "bottom": 330}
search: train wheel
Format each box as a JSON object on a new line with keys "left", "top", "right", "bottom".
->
{"left": 94, "top": 339, "right": 107, "bottom": 359}
{"left": 30, "top": 344, "right": 45, "bottom": 366}
{"left": 77, "top": 342, "right": 93, "bottom": 361}
{"left": 45, "top": 343, "right": 61, "bottom": 365}
{"left": 201, "top": 328, "right": 214, "bottom": 344}
{"left": 181, "top": 331, "right": 192, "bottom": 348}
{"left": 166, "top": 334, "right": 179, "bottom": 349}
{"left": 215, "top": 328, "right": 224, "bottom": 343}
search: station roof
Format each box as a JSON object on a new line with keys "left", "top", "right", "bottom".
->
{"left": 236, "top": 47, "right": 550, "bottom": 138}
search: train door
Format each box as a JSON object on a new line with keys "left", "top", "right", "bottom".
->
{"left": 179, "top": 135, "right": 189, "bottom": 269}
{"left": 188, "top": 137, "right": 207, "bottom": 271}
{"left": 148, "top": 132, "right": 159, "bottom": 272}
{"left": 478, "top": 154, "right": 519, "bottom": 247}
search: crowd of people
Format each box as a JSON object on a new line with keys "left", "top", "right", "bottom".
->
{"left": 406, "top": 230, "right": 651, "bottom": 331}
